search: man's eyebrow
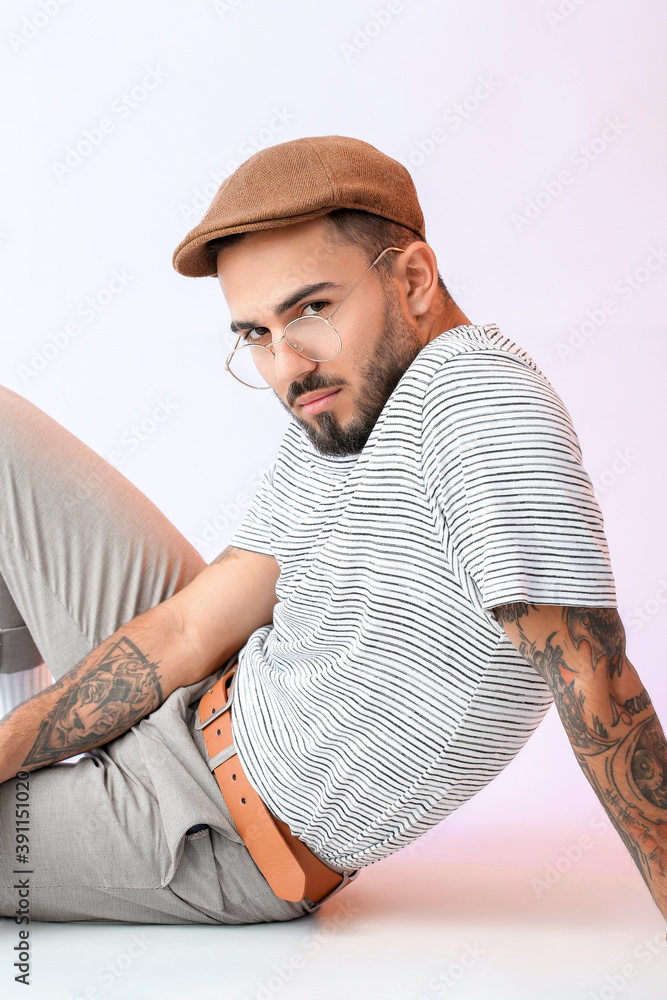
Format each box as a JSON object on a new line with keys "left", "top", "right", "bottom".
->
{"left": 229, "top": 281, "right": 345, "bottom": 334}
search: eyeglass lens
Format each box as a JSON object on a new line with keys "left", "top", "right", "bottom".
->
{"left": 227, "top": 316, "right": 341, "bottom": 388}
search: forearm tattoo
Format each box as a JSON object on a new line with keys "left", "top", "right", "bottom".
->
{"left": 20, "top": 636, "right": 162, "bottom": 768}
{"left": 495, "top": 603, "right": 667, "bottom": 893}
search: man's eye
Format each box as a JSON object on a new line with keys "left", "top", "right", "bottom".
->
{"left": 241, "top": 301, "right": 330, "bottom": 344}
{"left": 302, "top": 301, "right": 329, "bottom": 316}
{"left": 242, "top": 328, "right": 270, "bottom": 345}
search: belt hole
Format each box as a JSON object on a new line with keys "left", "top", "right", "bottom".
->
{"left": 232, "top": 774, "right": 236, "bottom": 781}
{"left": 216, "top": 728, "right": 221, "bottom": 735}
{"left": 240, "top": 797, "right": 246, "bottom": 804}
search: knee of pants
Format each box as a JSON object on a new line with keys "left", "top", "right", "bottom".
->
{"left": 0, "top": 386, "right": 43, "bottom": 460}
{"left": 0, "top": 386, "right": 20, "bottom": 449}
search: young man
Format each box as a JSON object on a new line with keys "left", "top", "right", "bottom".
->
{"left": 1, "top": 135, "right": 665, "bottom": 926}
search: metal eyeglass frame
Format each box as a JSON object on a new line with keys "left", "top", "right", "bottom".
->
{"left": 224, "top": 246, "right": 405, "bottom": 389}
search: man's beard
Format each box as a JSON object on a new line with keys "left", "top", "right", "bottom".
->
{"left": 275, "top": 289, "right": 424, "bottom": 457}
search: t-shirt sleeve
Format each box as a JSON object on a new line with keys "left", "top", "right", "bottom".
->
{"left": 420, "top": 348, "right": 618, "bottom": 611}
{"left": 227, "top": 462, "right": 276, "bottom": 557}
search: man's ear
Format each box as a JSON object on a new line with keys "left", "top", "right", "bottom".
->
{"left": 394, "top": 242, "right": 442, "bottom": 324}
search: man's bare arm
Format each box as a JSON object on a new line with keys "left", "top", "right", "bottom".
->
{"left": 0, "top": 545, "right": 279, "bottom": 783}
{"left": 493, "top": 602, "right": 667, "bottom": 921}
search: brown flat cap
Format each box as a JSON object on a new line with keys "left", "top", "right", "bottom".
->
{"left": 172, "top": 135, "right": 426, "bottom": 277}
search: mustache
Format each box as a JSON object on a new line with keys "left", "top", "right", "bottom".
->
{"left": 285, "top": 373, "right": 347, "bottom": 408}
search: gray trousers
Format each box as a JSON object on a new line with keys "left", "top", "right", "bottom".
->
{"left": 0, "top": 386, "right": 316, "bottom": 924}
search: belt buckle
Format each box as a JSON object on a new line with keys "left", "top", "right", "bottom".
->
{"left": 308, "top": 868, "right": 361, "bottom": 910}
{"left": 193, "top": 661, "right": 238, "bottom": 732}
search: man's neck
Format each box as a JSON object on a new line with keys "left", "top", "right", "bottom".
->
{"left": 426, "top": 302, "right": 472, "bottom": 345}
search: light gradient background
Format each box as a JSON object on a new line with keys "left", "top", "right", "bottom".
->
{"left": 0, "top": 1, "right": 666, "bottom": 998}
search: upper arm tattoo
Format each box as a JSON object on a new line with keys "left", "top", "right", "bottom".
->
{"left": 495, "top": 602, "right": 667, "bottom": 891}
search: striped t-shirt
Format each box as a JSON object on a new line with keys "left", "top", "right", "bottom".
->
{"left": 228, "top": 323, "right": 617, "bottom": 871}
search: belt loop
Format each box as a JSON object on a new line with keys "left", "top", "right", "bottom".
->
{"left": 207, "top": 742, "right": 237, "bottom": 771}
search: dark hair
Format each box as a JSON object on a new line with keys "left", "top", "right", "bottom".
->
{"left": 206, "top": 208, "right": 452, "bottom": 303}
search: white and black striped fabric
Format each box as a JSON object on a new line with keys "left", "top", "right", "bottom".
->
{"left": 228, "top": 324, "right": 618, "bottom": 870}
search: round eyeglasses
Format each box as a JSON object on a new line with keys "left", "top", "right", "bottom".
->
{"left": 224, "top": 246, "right": 405, "bottom": 389}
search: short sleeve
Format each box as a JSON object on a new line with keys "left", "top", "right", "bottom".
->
{"left": 228, "top": 462, "right": 276, "bottom": 557}
{"left": 420, "top": 349, "right": 618, "bottom": 611}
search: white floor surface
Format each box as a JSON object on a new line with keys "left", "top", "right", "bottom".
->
{"left": 1, "top": 816, "right": 665, "bottom": 1000}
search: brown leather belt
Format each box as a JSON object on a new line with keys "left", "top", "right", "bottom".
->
{"left": 194, "top": 660, "right": 358, "bottom": 905}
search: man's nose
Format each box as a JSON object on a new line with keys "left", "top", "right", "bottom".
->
{"left": 271, "top": 337, "right": 317, "bottom": 384}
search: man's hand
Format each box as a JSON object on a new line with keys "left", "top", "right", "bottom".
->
{"left": 0, "top": 545, "right": 280, "bottom": 783}
{"left": 493, "top": 602, "right": 667, "bottom": 921}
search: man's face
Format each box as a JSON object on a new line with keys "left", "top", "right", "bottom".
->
{"left": 217, "top": 219, "right": 424, "bottom": 456}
